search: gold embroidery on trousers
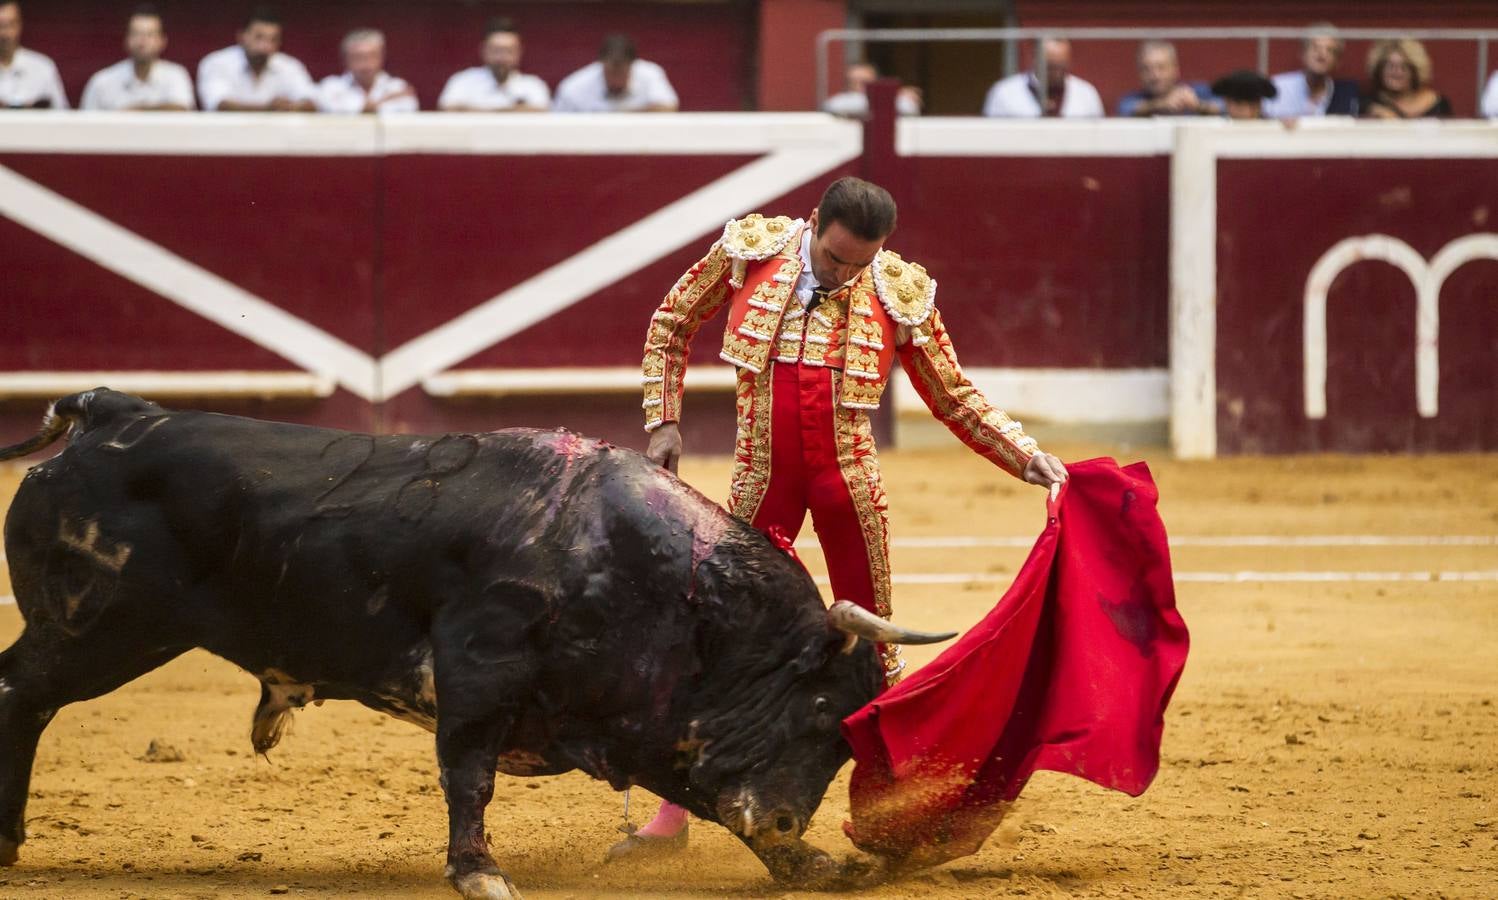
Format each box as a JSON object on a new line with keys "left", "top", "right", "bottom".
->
{"left": 830, "top": 372, "right": 901, "bottom": 684}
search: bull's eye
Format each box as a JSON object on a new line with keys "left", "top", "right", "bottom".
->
{"left": 813, "top": 696, "right": 831, "bottom": 716}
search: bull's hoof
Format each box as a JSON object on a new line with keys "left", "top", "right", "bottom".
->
{"left": 604, "top": 824, "right": 689, "bottom": 862}
{"left": 0, "top": 837, "right": 19, "bottom": 867}
{"left": 449, "top": 870, "right": 523, "bottom": 900}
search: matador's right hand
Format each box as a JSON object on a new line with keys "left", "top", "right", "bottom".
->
{"left": 647, "top": 422, "right": 683, "bottom": 475}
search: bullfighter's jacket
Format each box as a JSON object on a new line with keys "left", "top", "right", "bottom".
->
{"left": 642, "top": 213, "right": 1041, "bottom": 479}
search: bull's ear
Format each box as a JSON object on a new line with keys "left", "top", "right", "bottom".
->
{"left": 792, "top": 632, "right": 843, "bottom": 675}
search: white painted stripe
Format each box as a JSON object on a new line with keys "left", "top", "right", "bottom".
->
{"left": 0, "top": 111, "right": 380, "bottom": 156}
{"left": 897, "top": 118, "right": 1173, "bottom": 157}
{"left": 1171, "top": 535, "right": 1498, "bottom": 548}
{"left": 422, "top": 366, "right": 738, "bottom": 397}
{"left": 795, "top": 535, "right": 1498, "bottom": 550}
{"left": 0, "top": 165, "right": 378, "bottom": 400}
{"left": 0, "top": 115, "right": 1488, "bottom": 160}
{"left": 382, "top": 113, "right": 862, "bottom": 155}
{"left": 381, "top": 142, "right": 860, "bottom": 398}
{"left": 892, "top": 367, "right": 1167, "bottom": 423}
{"left": 813, "top": 571, "right": 1498, "bottom": 586}
{"left": 0, "top": 371, "right": 335, "bottom": 399}
{"left": 1204, "top": 120, "right": 1498, "bottom": 159}
{"left": 1175, "top": 571, "right": 1498, "bottom": 583}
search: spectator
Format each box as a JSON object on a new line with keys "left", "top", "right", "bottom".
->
{"left": 824, "top": 62, "right": 921, "bottom": 118}
{"left": 1484, "top": 70, "right": 1498, "bottom": 119}
{"left": 1362, "top": 39, "right": 1451, "bottom": 119}
{"left": 80, "top": 5, "right": 194, "bottom": 111}
{"left": 553, "top": 34, "right": 677, "bottom": 113}
{"left": 983, "top": 38, "right": 1102, "bottom": 118}
{"left": 1211, "top": 70, "right": 1277, "bottom": 120}
{"left": 437, "top": 18, "right": 548, "bottom": 112}
{"left": 197, "top": 6, "right": 316, "bottom": 112}
{"left": 317, "top": 29, "right": 416, "bottom": 114}
{"left": 1118, "top": 41, "right": 1218, "bottom": 117}
{"left": 0, "top": 0, "right": 67, "bottom": 109}
{"left": 1263, "top": 23, "right": 1359, "bottom": 118}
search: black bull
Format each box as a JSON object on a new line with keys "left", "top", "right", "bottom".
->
{"left": 0, "top": 390, "right": 952, "bottom": 899}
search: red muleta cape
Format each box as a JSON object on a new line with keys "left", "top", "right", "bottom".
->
{"left": 842, "top": 458, "right": 1189, "bottom": 865}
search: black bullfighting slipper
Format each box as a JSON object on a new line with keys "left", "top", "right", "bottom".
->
{"left": 604, "top": 823, "right": 690, "bottom": 862}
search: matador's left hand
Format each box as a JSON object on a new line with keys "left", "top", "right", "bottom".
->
{"left": 1023, "top": 452, "right": 1069, "bottom": 488}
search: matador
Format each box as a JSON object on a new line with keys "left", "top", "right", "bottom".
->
{"left": 612, "top": 177, "right": 1068, "bottom": 857}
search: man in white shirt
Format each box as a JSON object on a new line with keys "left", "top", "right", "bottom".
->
{"left": 824, "top": 62, "right": 921, "bottom": 118}
{"left": 553, "top": 33, "right": 677, "bottom": 113}
{"left": 982, "top": 38, "right": 1102, "bottom": 118}
{"left": 317, "top": 28, "right": 416, "bottom": 114}
{"left": 0, "top": 1, "right": 68, "bottom": 109}
{"left": 438, "top": 17, "right": 548, "bottom": 111}
{"left": 80, "top": 5, "right": 194, "bottom": 111}
{"left": 1482, "top": 71, "right": 1498, "bottom": 119}
{"left": 197, "top": 6, "right": 316, "bottom": 112}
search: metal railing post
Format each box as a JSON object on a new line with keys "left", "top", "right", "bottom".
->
{"left": 1479, "top": 38, "right": 1490, "bottom": 111}
{"left": 1034, "top": 36, "right": 1048, "bottom": 114}
{"left": 1257, "top": 36, "right": 1269, "bottom": 73}
{"left": 816, "top": 31, "right": 831, "bottom": 112}
{"left": 1002, "top": 4, "right": 1020, "bottom": 77}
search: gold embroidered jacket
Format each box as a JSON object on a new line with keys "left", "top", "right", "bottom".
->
{"left": 642, "top": 214, "right": 1040, "bottom": 478}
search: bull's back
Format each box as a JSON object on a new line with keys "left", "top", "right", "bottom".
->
{"left": 7, "top": 399, "right": 721, "bottom": 624}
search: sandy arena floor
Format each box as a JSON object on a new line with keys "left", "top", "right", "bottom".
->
{"left": 0, "top": 445, "right": 1495, "bottom": 899}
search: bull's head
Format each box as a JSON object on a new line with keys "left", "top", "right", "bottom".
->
{"left": 696, "top": 602, "right": 954, "bottom": 887}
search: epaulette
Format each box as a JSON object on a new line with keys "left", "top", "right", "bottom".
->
{"left": 720, "top": 214, "right": 800, "bottom": 261}
{"left": 871, "top": 249, "right": 936, "bottom": 327}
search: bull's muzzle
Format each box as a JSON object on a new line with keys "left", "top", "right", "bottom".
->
{"left": 718, "top": 788, "right": 849, "bottom": 887}
{"left": 716, "top": 787, "right": 804, "bottom": 844}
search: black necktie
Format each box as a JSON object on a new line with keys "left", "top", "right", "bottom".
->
{"left": 808, "top": 286, "right": 830, "bottom": 313}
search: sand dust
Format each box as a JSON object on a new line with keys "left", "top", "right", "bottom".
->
{"left": 0, "top": 446, "right": 1494, "bottom": 899}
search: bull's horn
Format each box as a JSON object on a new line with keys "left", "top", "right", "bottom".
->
{"left": 827, "top": 600, "right": 958, "bottom": 649}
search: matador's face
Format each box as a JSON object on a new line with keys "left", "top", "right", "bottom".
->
{"left": 806, "top": 208, "right": 884, "bottom": 290}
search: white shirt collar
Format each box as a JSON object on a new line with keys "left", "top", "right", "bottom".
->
{"left": 344, "top": 71, "right": 387, "bottom": 90}
{"left": 794, "top": 226, "right": 819, "bottom": 307}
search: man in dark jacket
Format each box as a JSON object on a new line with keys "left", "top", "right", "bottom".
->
{"left": 1262, "top": 23, "right": 1360, "bottom": 118}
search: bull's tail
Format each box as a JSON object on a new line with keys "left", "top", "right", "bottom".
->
{"left": 0, "top": 389, "right": 157, "bottom": 462}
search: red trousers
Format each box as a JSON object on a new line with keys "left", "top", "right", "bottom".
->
{"left": 733, "top": 362, "right": 903, "bottom": 681}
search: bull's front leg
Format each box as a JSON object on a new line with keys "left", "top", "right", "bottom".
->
{"left": 431, "top": 600, "right": 539, "bottom": 900}
{"left": 437, "top": 716, "right": 521, "bottom": 900}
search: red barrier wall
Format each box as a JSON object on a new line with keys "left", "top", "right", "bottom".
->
{"left": 1215, "top": 158, "right": 1498, "bottom": 454}
{"left": 8, "top": 116, "right": 1494, "bottom": 458}
{"left": 2, "top": 131, "right": 1171, "bottom": 453}
{"left": 891, "top": 156, "right": 1169, "bottom": 368}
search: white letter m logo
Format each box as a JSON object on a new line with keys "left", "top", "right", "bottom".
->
{"left": 1304, "top": 233, "right": 1498, "bottom": 419}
